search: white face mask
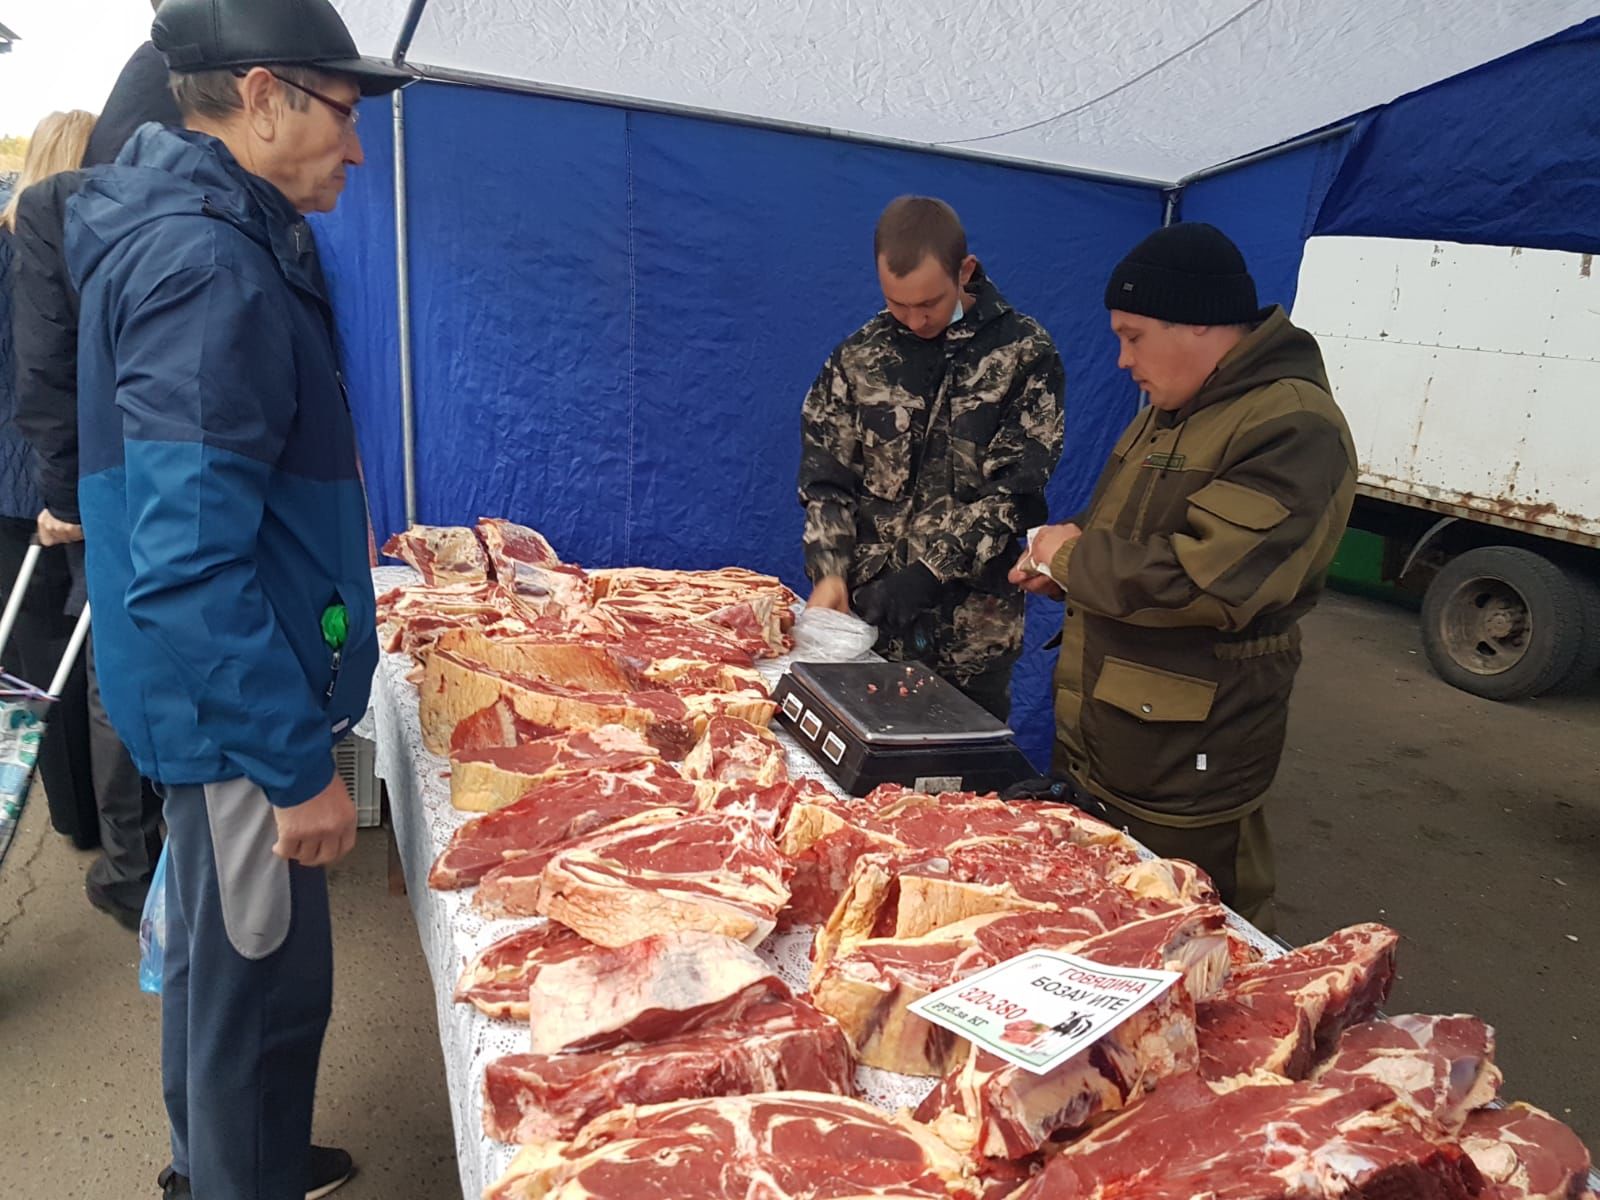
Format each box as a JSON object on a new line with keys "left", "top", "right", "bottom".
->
{"left": 950, "top": 297, "right": 964, "bottom": 324}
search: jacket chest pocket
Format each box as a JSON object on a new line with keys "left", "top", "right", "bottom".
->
{"left": 859, "top": 402, "right": 918, "bottom": 501}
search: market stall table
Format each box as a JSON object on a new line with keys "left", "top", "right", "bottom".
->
{"left": 367, "top": 566, "right": 1504, "bottom": 1200}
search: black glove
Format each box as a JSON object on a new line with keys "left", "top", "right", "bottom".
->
{"left": 852, "top": 561, "right": 941, "bottom": 630}
{"left": 999, "top": 775, "right": 1074, "bottom": 804}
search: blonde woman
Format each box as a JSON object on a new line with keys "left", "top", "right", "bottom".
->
{"left": 0, "top": 108, "right": 101, "bottom": 850}
{"left": 0, "top": 109, "right": 96, "bottom": 231}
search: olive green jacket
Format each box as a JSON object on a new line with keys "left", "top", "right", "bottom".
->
{"left": 1050, "top": 307, "right": 1356, "bottom": 827}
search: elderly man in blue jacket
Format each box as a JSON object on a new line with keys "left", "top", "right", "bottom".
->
{"left": 66, "top": 0, "right": 408, "bottom": 1197}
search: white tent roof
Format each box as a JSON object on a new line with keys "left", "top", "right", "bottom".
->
{"left": 334, "top": 0, "right": 1596, "bottom": 183}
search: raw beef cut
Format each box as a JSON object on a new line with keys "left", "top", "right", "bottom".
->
{"left": 483, "top": 994, "right": 854, "bottom": 1143}
{"left": 427, "top": 763, "right": 698, "bottom": 890}
{"left": 435, "top": 627, "right": 635, "bottom": 694}
{"left": 484, "top": 1092, "right": 978, "bottom": 1200}
{"left": 682, "top": 715, "right": 788, "bottom": 787}
{"left": 445, "top": 697, "right": 561, "bottom": 755}
{"left": 448, "top": 725, "right": 660, "bottom": 812}
{"left": 1196, "top": 922, "right": 1400, "bottom": 1081}
{"left": 811, "top": 912, "right": 1020, "bottom": 1077}
{"left": 812, "top": 903, "right": 1227, "bottom": 1078}
{"left": 476, "top": 517, "right": 594, "bottom": 618}
{"left": 537, "top": 813, "right": 792, "bottom": 947}
{"left": 525, "top": 931, "right": 786, "bottom": 1054}
{"left": 775, "top": 785, "right": 1206, "bottom": 930}
{"left": 376, "top": 581, "right": 531, "bottom": 659}
{"left": 381, "top": 524, "right": 490, "bottom": 585}
{"left": 914, "top": 906, "right": 1229, "bottom": 1159}
{"left": 589, "top": 565, "right": 798, "bottom": 658}
{"left": 419, "top": 649, "right": 697, "bottom": 758}
{"left": 1312, "top": 1014, "right": 1501, "bottom": 1132}
{"left": 697, "top": 777, "right": 825, "bottom": 837}
{"left": 810, "top": 842, "right": 1166, "bottom": 986}
{"left": 453, "top": 922, "right": 593, "bottom": 1020}
{"left": 1460, "top": 1103, "right": 1595, "bottom": 1200}
{"left": 1013, "top": 1072, "right": 1485, "bottom": 1199}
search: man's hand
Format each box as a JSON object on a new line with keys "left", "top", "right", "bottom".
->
{"left": 36, "top": 509, "right": 84, "bottom": 547}
{"left": 852, "top": 561, "right": 940, "bottom": 629}
{"left": 272, "top": 774, "right": 357, "bottom": 868}
{"left": 1008, "top": 522, "right": 1083, "bottom": 601}
{"left": 807, "top": 575, "right": 851, "bottom": 613}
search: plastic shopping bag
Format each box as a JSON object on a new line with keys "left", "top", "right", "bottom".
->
{"left": 138, "top": 842, "right": 169, "bottom": 995}
{"left": 0, "top": 688, "right": 47, "bottom": 870}
{"left": 790, "top": 607, "right": 878, "bottom": 663}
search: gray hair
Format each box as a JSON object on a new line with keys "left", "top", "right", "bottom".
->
{"left": 168, "top": 66, "right": 320, "bottom": 122}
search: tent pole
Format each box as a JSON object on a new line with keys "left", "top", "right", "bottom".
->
{"left": 393, "top": 87, "right": 419, "bottom": 529}
{"left": 392, "top": 0, "right": 432, "bottom": 67}
{"left": 1178, "top": 122, "right": 1356, "bottom": 188}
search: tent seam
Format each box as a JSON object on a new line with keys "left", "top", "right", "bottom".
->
{"left": 938, "top": 0, "right": 1273, "bottom": 149}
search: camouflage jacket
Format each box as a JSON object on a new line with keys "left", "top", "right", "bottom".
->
{"left": 1049, "top": 308, "right": 1356, "bottom": 825}
{"left": 798, "top": 266, "right": 1065, "bottom": 679}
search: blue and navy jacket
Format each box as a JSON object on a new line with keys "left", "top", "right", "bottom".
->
{"left": 66, "top": 126, "right": 377, "bottom": 807}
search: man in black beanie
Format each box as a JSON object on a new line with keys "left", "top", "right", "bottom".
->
{"left": 1009, "top": 222, "right": 1356, "bottom": 932}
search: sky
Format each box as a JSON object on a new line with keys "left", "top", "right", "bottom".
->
{"left": 0, "top": 0, "right": 156, "bottom": 139}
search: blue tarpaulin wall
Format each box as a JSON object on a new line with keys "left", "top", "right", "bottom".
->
{"left": 312, "top": 17, "right": 1600, "bottom": 769}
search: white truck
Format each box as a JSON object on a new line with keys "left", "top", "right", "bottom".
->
{"left": 1292, "top": 236, "right": 1600, "bottom": 700}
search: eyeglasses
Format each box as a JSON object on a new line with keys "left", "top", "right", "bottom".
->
{"left": 271, "top": 71, "right": 360, "bottom": 127}
{"left": 233, "top": 68, "right": 360, "bottom": 128}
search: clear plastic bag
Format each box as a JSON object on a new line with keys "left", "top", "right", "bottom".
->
{"left": 790, "top": 607, "right": 878, "bottom": 663}
{"left": 138, "top": 842, "right": 169, "bottom": 995}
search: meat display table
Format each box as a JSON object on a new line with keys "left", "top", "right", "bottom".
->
{"left": 362, "top": 567, "right": 1318, "bottom": 1199}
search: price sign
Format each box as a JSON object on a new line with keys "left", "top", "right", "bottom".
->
{"left": 907, "top": 949, "right": 1180, "bottom": 1076}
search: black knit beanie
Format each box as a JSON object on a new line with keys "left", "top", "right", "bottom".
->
{"left": 1104, "top": 222, "right": 1259, "bottom": 326}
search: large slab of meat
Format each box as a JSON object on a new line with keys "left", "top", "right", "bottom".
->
{"left": 812, "top": 901, "right": 1226, "bottom": 1078}
{"left": 1312, "top": 1014, "right": 1501, "bottom": 1133}
{"left": 525, "top": 931, "right": 785, "bottom": 1055}
{"left": 915, "top": 906, "right": 1229, "bottom": 1159}
{"left": 1460, "top": 1103, "right": 1596, "bottom": 1199}
{"left": 473, "top": 777, "right": 824, "bottom": 919}
{"left": 484, "top": 1092, "right": 978, "bottom": 1200}
{"left": 777, "top": 784, "right": 1212, "bottom": 930}
{"left": 588, "top": 565, "right": 798, "bottom": 658}
{"left": 1196, "top": 921, "right": 1400, "bottom": 1081}
{"left": 1013, "top": 1072, "right": 1485, "bottom": 1199}
{"left": 419, "top": 649, "right": 700, "bottom": 759}
{"left": 448, "top": 724, "right": 661, "bottom": 812}
{"left": 381, "top": 524, "right": 491, "bottom": 586}
{"left": 438, "top": 626, "right": 774, "bottom": 719}
{"left": 476, "top": 517, "right": 594, "bottom": 619}
{"left": 427, "top": 762, "right": 698, "bottom": 890}
{"left": 681, "top": 714, "right": 787, "bottom": 787}
{"left": 484, "top": 995, "right": 853, "bottom": 1143}
{"left": 536, "top": 812, "right": 792, "bottom": 947}
{"left": 453, "top": 922, "right": 593, "bottom": 1020}
{"left": 810, "top": 841, "right": 1192, "bottom": 987}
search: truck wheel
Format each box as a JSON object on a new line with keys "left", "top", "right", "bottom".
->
{"left": 1551, "top": 571, "right": 1600, "bottom": 693}
{"left": 1420, "top": 546, "right": 1585, "bottom": 700}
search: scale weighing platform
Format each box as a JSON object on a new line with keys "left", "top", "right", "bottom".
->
{"left": 772, "top": 660, "right": 1035, "bottom": 797}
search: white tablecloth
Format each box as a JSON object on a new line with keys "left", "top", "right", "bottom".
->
{"left": 366, "top": 566, "right": 1284, "bottom": 1198}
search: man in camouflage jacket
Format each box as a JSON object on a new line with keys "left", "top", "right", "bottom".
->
{"left": 1014, "top": 223, "right": 1356, "bottom": 931}
{"left": 799, "top": 196, "right": 1065, "bottom": 718}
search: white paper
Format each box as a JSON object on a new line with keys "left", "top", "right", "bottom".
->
{"left": 909, "top": 949, "right": 1180, "bottom": 1076}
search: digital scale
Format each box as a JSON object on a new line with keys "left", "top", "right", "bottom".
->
{"left": 772, "top": 660, "right": 1035, "bottom": 797}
